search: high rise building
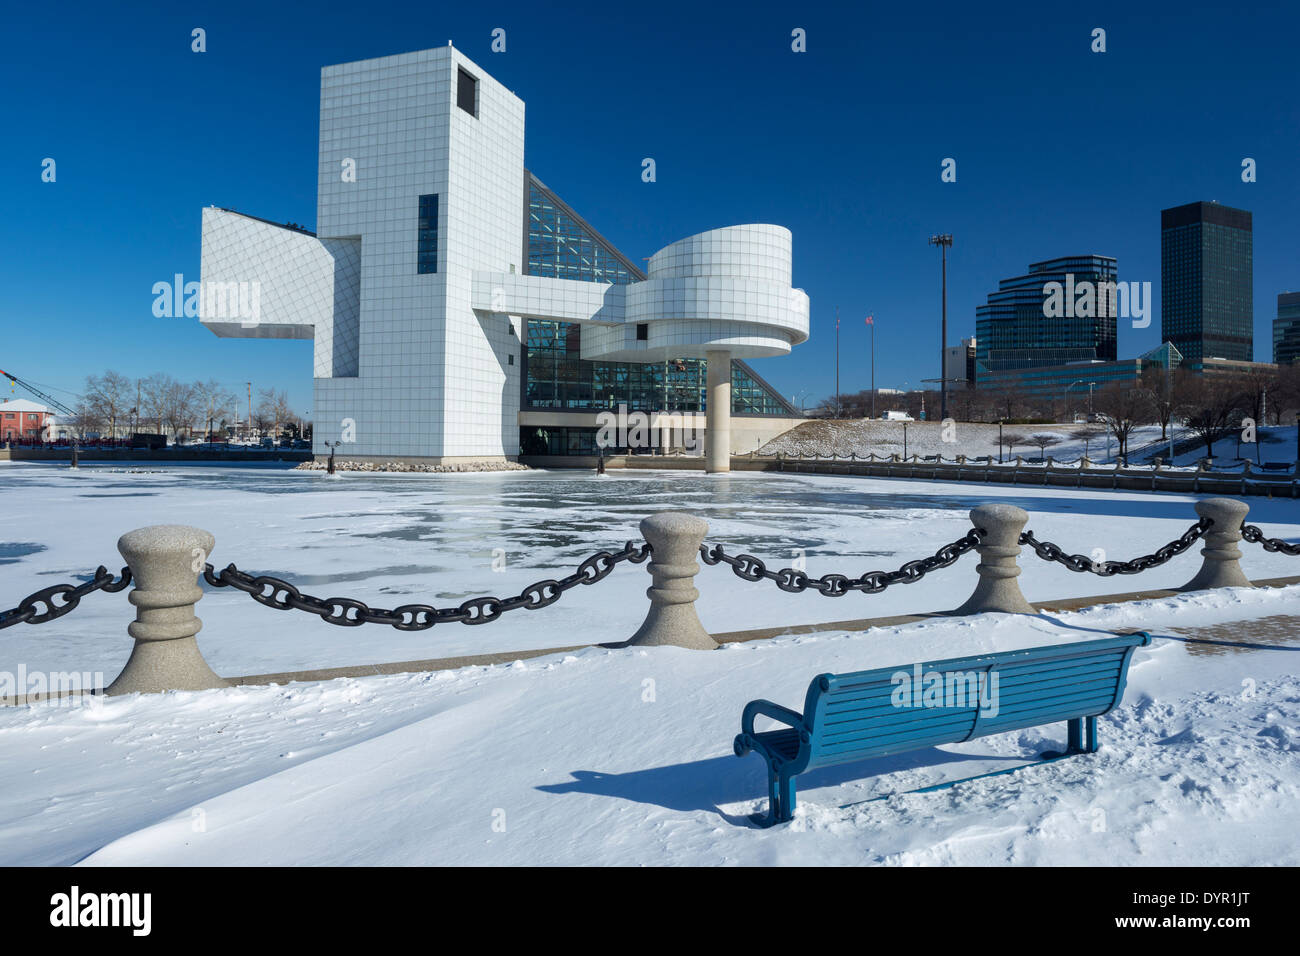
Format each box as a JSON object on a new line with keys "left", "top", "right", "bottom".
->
{"left": 198, "top": 46, "right": 807, "bottom": 471}
{"left": 1160, "top": 201, "right": 1253, "bottom": 364}
{"left": 974, "top": 255, "right": 1118, "bottom": 383}
{"left": 1273, "top": 292, "right": 1300, "bottom": 365}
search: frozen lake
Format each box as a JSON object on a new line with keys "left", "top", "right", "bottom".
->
{"left": 2, "top": 461, "right": 1299, "bottom": 680}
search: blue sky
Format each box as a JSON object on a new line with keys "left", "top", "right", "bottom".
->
{"left": 2, "top": 0, "right": 1297, "bottom": 416}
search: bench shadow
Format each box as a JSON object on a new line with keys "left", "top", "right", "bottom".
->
{"left": 536, "top": 747, "right": 1015, "bottom": 827}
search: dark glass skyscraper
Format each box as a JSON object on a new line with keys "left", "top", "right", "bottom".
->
{"left": 975, "top": 255, "right": 1118, "bottom": 375}
{"left": 1274, "top": 292, "right": 1300, "bottom": 365}
{"left": 1160, "top": 201, "right": 1253, "bottom": 364}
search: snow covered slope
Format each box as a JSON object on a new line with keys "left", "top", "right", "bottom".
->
{"left": 0, "top": 586, "right": 1295, "bottom": 866}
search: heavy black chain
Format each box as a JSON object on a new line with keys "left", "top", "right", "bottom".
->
{"left": 1018, "top": 518, "right": 1210, "bottom": 576}
{"left": 203, "top": 540, "right": 651, "bottom": 629}
{"left": 0, "top": 566, "right": 133, "bottom": 629}
{"left": 698, "top": 529, "right": 984, "bottom": 596}
{"left": 1240, "top": 524, "right": 1300, "bottom": 556}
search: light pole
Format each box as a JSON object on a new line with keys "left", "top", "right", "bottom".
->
{"left": 928, "top": 234, "right": 953, "bottom": 422}
{"left": 1065, "top": 380, "right": 1084, "bottom": 421}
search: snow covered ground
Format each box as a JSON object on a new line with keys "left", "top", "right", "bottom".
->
{"left": 1, "top": 462, "right": 1297, "bottom": 865}
{"left": 0, "top": 586, "right": 1296, "bottom": 865}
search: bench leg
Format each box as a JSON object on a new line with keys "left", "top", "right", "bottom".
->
{"left": 750, "top": 767, "right": 798, "bottom": 828}
{"left": 1042, "top": 717, "right": 1091, "bottom": 760}
{"left": 776, "top": 771, "right": 796, "bottom": 824}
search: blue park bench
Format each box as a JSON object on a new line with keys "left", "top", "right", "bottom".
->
{"left": 733, "top": 632, "right": 1151, "bottom": 827}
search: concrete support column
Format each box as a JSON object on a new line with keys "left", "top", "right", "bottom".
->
{"left": 1181, "top": 498, "right": 1253, "bottom": 591}
{"left": 953, "top": 503, "right": 1036, "bottom": 614}
{"left": 107, "top": 525, "right": 229, "bottom": 695}
{"left": 628, "top": 513, "right": 718, "bottom": 649}
{"left": 706, "top": 349, "right": 731, "bottom": 473}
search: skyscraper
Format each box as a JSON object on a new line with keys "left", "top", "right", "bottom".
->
{"left": 1160, "top": 201, "right": 1253, "bottom": 364}
{"left": 1274, "top": 292, "right": 1300, "bottom": 365}
{"left": 975, "top": 255, "right": 1118, "bottom": 375}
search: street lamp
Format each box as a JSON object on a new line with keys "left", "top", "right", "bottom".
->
{"left": 928, "top": 234, "right": 953, "bottom": 423}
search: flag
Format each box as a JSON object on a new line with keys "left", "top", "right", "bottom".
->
{"left": 865, "top": 315, "right": 874, "bottom": 325}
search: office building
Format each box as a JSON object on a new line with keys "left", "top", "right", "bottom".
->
{"left": 1160, "top": 201, "right": 1253, "bottom": 364}
{"left": 198, "top": 46, "right": 808, "bottom": 471}
{"left": 1273, "top": 292, "right": 1300, "bottom": 365}
{"left": 975, "top": 255, "right": 1118, "bottom": 387}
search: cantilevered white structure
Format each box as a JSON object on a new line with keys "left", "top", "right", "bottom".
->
{"left": 200, "top": 45, "right": 808, "bottom": 471}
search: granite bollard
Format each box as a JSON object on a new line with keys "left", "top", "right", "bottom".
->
{"left": 1180, "top": 498, "right": 1253, "bottom": 591}
{"left": 627, "top": 512, "right": 718, "bottom": 649}
{"left": 106, "top": 525, "right": 228, "bottom": 695}
{"left": 952, "top": 503, "right": 1037, "bottom": 614}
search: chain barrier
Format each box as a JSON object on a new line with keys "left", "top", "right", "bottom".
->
{"left": 0, "top": 566, "right": 133, "bottom": 629}
{"left": 1018, "top": 518, "right": 1210, "bottom": 576}
{"left": 1240, "top": 524, "right": 1300, "bottom": 556}
{"left": 698, "top": 528, "right": 985, "bottom": 596}
{"left": 203, "top": 540, "right": 651, "bottom": 629}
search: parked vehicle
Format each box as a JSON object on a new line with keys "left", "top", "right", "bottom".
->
{"left": 129, "top": 433, "right": 167, "bottom": 450}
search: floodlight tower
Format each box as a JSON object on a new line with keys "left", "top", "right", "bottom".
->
{"left": 928, "top": 234, "right": 953, "bottom": 422}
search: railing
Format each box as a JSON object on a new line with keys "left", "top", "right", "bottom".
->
{"left": 2, "top": 497, "right": 1294, "bottom": 698}
{"left": 735, "top": 450, "right": 1298, "bottom": 496}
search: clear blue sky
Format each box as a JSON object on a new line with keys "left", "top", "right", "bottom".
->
{"left": 3, "top": 0, "right": 1297, "bottom": 416}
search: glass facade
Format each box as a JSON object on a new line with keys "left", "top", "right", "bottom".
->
{"left": 975, "top": 343, "right": 1179, "bottom": 401}
{"left": 417, "top": 194, "right": 438, "bottom": 274}
{"left": 1272, "top": 292, "right": 1300, "bottom": 365}
{"left": 524, "top": 318, "right": 789, "bottom": 415}
{"left": 975, "top": 255, "right": 1119, "bottom": 380}
{"left": 1160, "top": 202, "right": 1253, "bottom": 363}
{"left": 521, "top": 174, "right": 795, "bottom": 446}
{"left": 527, "top": 178, "right": 640, "bottom": 285}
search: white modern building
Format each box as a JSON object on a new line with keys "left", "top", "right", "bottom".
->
{"left": 200, "top": 45, "right": 808, "bottom": 471}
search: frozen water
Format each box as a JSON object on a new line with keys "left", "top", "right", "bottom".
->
{"left": 1, "top": 461, "right": 1299, "bottom": 679}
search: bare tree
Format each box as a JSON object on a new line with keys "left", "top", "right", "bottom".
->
{"left": 1027, "top": 433, "right": 1063, "bottom": 456}
{"left": 257, "top": 388, "right": 294, "bottom": 440}
{"left": 1092, "top": 383, "right": 1153, "bottom": 460}
{"left": 83, "top": 370, "right": 133, "bottom": 440}
{"left": 193, "top": 380, "right": 236, "bottom": 441}
{"left": 1182, "top": 375, "right": 1245, "bottom": 461}
{"left": 1000, "top": 432, "right": 1027, "bottom": 457}
{"left": 161, "top": 379, "right": 198, "bottom": 441}
{"left": 1069, "top": 426, "right": 1100, "bottom": 458}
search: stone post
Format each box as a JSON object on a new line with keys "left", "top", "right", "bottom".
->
{"left": 106, "top": 525, "right": 228, "bottom": 695}
{"left": 1180, "top": 498, "right": 1253, "bottom": 591}
{"left": 627, "top": 513, "right": 718, "bottom": 649}
{"left": 952, "top": 504, "right": 1036, "bottom": 614}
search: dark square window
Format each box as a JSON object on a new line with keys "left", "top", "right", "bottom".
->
{"left": 636, "top": 323, "right": 648, "bottom": 341}
{"left": 457, "top": 68, "right": 478, "bottom": 117}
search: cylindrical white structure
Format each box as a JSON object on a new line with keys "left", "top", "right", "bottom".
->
{"left": 707, "top": 349, "right": 732, "bottom": 473}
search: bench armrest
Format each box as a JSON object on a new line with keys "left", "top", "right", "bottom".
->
{"left": 742, "top": 699, "right": 805, "bottom": 737}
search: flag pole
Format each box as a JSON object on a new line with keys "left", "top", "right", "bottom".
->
{"left": 835, "top": 307, "right": 841, "bottom": 418}
{"left": 869, "top": 316, "right": 876, "bottom": 419}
